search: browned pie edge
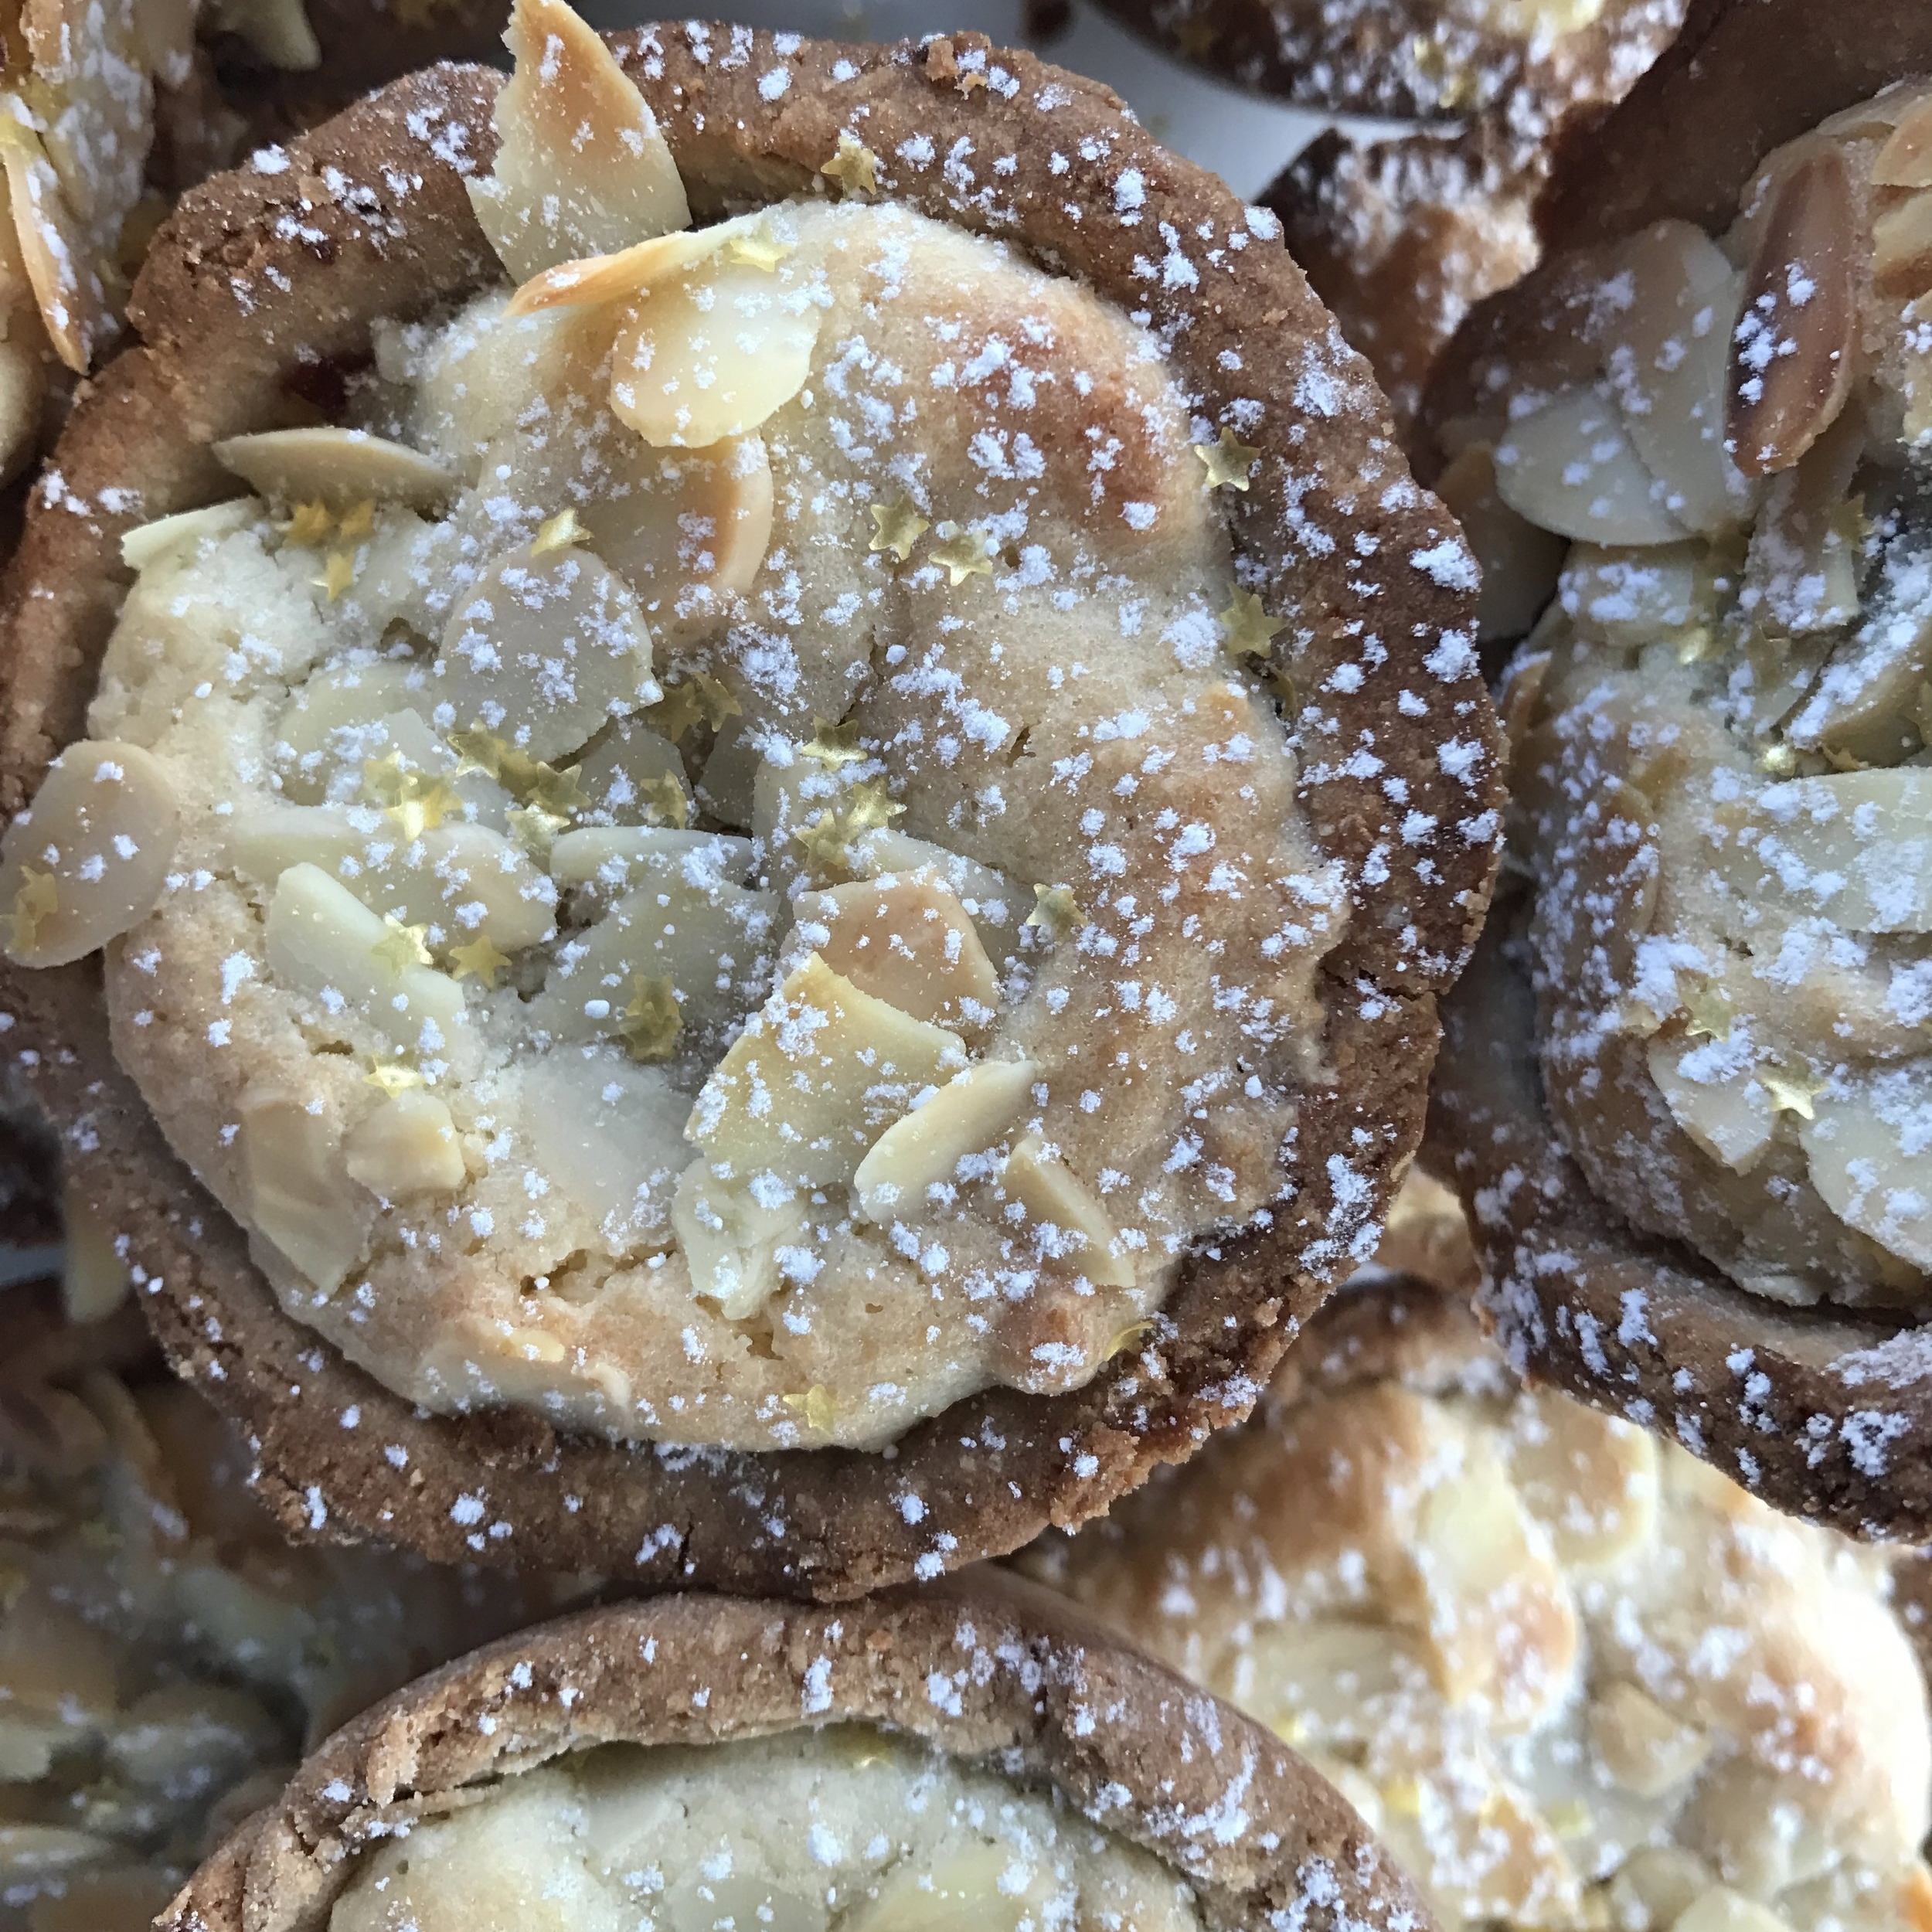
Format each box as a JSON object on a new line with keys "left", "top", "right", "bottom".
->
{"left": 0, "top": 26, "right": 1500, "bottom": 1594}
{"left": 161, "top": 1574, "right": 1436, "bottom": 1932}
{"left": 1418, "top": 0, "right": 1932, "bottom": 1539}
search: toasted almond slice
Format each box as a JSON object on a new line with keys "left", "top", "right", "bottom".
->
{"left": 514, "top": 1051, "right": 689, "bottom": 1252}
{"left": 1726, "top": 149, "right": 1858, "bottom": 477}
{"left": 670, "top": 1161, "right": 808, "bottom": 1318}
{"left": 1801, "top": 1072, "right": 1932, "bottom": 1270}
{"left": 806, "top": 873, "right": 1001, "bottom": 1029}
{"left": 1877, "top": 189, "right": 1932, "bottom": 302}
{"left": 1874, "top": 95, "right": 1932, "bottom": 188}
{"left": 1505, "top": 1388, "right": 1658, "bottom": 1571}
{"left": 120, "top": 498, "right": 257, "bottom": 573}
{"left": 852, "top": 1057, "right": 1037, "bottom": 1223}
{"left": 0, "top": 740, "right": 180, "bottom": 966}
{"left": 0, "top": 128, "right": 104, "bottom": 372}
{"left": 507, "top": 222, "right": 740, "bottom": 317}
{"left": 1001, "top": 1131, "right": 1132, "bottom": 1287}
{"left": 1646, "top": 1033, "right": 1777, "bottom": 1175}
{"left": 1589, "top": 1683, "right": 1712, "bottom": 1798}
{"left": 848, "top": 827, "right": 1024, "bottom": 962}
{"left": 579, "top": 434, "right": 774, "bottom": 645}
{"left": 344, "top": 1090, "right": 467, "bottom": 1198}
{"left": 689, "top": 954, "right": 964, "bottom": 1190}
{"left": 1431, "top": 444, "right": 1567, "bottom": 643}
{"left": 1493, "top": 386, "right": 1686, "bottom": 546}
{"left": 1602, "top": 220, "right": 1759, "bottom": 536}
{"left": 468, "top": 0, "right": 689, "bottom": 284}
{"left": 213, "top": 428, "right": 454, "bottom": 512}
{"left": 238, "top": 1086, "right": 370, "bottom": 1294}
{"left": 264, "top": 862, "right": 472, "bottom": 1059}
{"left": 611, "top": 256, "right": 822, "bottom": 448}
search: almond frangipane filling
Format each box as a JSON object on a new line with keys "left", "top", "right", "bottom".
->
{"left": 1437, "top": 77, "right": 1932, "bottom": 1308}
{"left": 327, "top": 1730, "right": 1202, "bottom": 1932}
{"left": 1029, "top": 1309, "right": 1932, "bottom": 1932}
{"left": 0, "top": 1, "right": 1342, "bottom": 1451}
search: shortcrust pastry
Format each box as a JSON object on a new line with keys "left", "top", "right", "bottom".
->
{"left": 0, "top": 1277, "right": 573, "bottom": 1932}
{"left": 159, "top": 1580, "right": 1431, "bottom": 1932}
{"left": 1026, "top": 1279, "right": 1932, "bottom": 1932}
{"left": 0, "top": 15, "right": 1498, "bottom": 1583}
{"left": 1422, "top": 5, "right": 1932, "bottom": 1530}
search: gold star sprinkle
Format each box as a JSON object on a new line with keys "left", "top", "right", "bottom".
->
{"left": 794, "top": 811, "right": 858, "bottom": 874}
{"left": 930, "top": 522, "right": 995, "bottom": 587}
{"left": 336, "top": 498, "right": 376, "bottom": 543}
{"left": 724, "top": 224, "right": 791, "bottom": 270}
{"left": 869, "top": 498, "right": 929, "bottom": 562}
{"left": 1761, "top": 1063, "right": 1824, "bottom": 1121}
{"left": 1195, "top": 426, "right": 1259, "bottom": 491}
{"left": 448, "top": 729, "right": 587, "bottom": 818}
{"left": 617, "top": 975, "right": 682, "bottom": 1062}
{"left": 649, "top": 674, "right": 740, "bottom": 742}
{"left": 530, "top": 507, "right": 585, "bottom": 556}
{"left": 448, "top": 934, "right": 512, "bottom": 986}
{"left": 1758, "top": 741, "right": 1800, "bottom": 777}
{"left": 821, "top": 131, "right": 879, "bottom": 196}
{"left": 363, "top": 751, "right": 457, "bottom": 840}
{"left": 1220, "top": 589, "right": 1282, "bottom": 659}
{"left": 282, "top": 500, "right": 334, "bottom": 547}
{"left": 1682, "top": 980, "right": 1734, "bottom": 1043}
{"left": 507, "top": 803, "right": 569, "bottom": 857}
{"left": 1025, "top": 883, "right": 1081, "bottom": 940}
{"left": 371, "top": 918, "right": 431, "bottom": 978}
{"left": 842, "top": 779, "right": 903, "bottom": 837}
{"left": 5, "top": 867, "right": 59, "bottom": 954}
{"left": 364, "top": 1059, "right": 424, "bottom": 1095}
{"left": 638, "top": 773, "right": 691, "bottom": 828}
{"left": 782, "top": 1383, "right": 836, "bottom": 1431}
{"left": 315, "top": 550, "right": 355, "bottom": 603}
{"left": 801, "top": 718, "right": 866, "bottom": 768}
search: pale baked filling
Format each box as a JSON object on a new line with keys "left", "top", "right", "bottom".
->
{"left": 1440, "top": 77, "right": 1932, "bottom": 1308}
{"left": 328, "top": 1730, "right": 1202, "bottom": 1932}
{"left": 0, "top": 2, "right": 1341, "bottom": 1449}
{"left": 1035, "top": 1344, "right": 1932, "bottom": 1932}
{"left": 0, "top": 1338, "right": 550, "bottom": 1932}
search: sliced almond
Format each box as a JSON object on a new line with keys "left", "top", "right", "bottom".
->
{"left": 1001, "top": 1131, "right": 1132, "bottom": 1287}
{"left": 1493, "top": 386, "right": 1686, "bottom": 546}
{"left": 670, "top": 1161, "right": 808, "bottom": 1318}
{"left": 1609, "top": 1849, "right": 1714, "bottom": 1932}
{"left": 468, "top": 0, "right": 689, "bottom": 284}
{"left": 344, "top": 1090, "right": 467, "bottom": 1198}
{"left": 1647, "top": 1032, "right": 1777, "bottom": 1175}
{"left": 208, "top": 0, "right": 321, "bottom": 68}
{"left": 610, "top": 253, "right": 822, "bottom": 448}
{"left": 238, "top": 1085, "right": 370, "bottom": 1294}
{"left": 852, "top": 1057, "right": 1037, "bottom": 1223}
{"left": 213, "top": 428, "right": 454, "bottom": 513}
{"left": 0, "top": 739, "right": 180, "bottom": 966}
{"left": 1430, "top": 444, "right": 1567, "bottom": 643}
{"left": 108, "top": 1682, "right": 281, "bottom": 1793}
{"left": 0, "top": 325, "right": 46, "bottom": 489}
{"left": 578, "top": 434, "right": 774, "bottom": 645}
{"left": 120, "top": 498, "right": 257, "bottom": 573}
{"left": 1589, "top": 1682, "right": 1712, "bottom": 1798}
{"left": 263, "top": 861, "right": 473, "bottom": 1060}
{"left": 1874, "top": 95, "right": 1932, "bottom": 188}
{"left": 804, "top": 874, "right": 1000, "bottom": 1030}
{"left": 843, "top": 1837, "right": 1060, "bottom": 1932}
{"left": 1559, "top": 540, "right": 1711, "bottom": 651}
{"left": 688, "top": 953, "right": 964, "bottom": 1190}
{"left": 273, "top": 662, "right": 435, "bottom": 803}
{"left": 1601, "top": 219, "right": 1759, "bottom": 536}
{"left": 1904, "top": 292, "right": 1932, "bottom": 449}
{"left": 1800, "top": 1071, "right": 1932, "bottom": 1270}
{"left": 435, "top": 543, "right": 659, "bottom": 764}
{"left": 1875, "top": 187, "right": 1932, "bottom": 294}
{"left": 1742, "top": 401, "right": 1866, "bottom": 645}
{"left": 61, "top": 1189, "right": 129, "bottom": 1324}
{"left": 513, "top": 1050, "right": 689, "bottom": 1251}
{"left": 848, "top": 827, "right": 1023, "bottom": 964}
{"left": 508, "top": 218, "right": 751, "bottom": 317}
{"left": 573, "top": 717, "right": 692, "bottom": 825}
{"left": 1240, "top": 1621, "right": 1424, "bottom": 1747}
{"left": 0, "top": 127, "right": 104, "bottom": 372}
{"left": 1673, "top": 1889, "right": 1798, "bottom": 1932}
{"left": 1505, "top": 1388, "right": 1659, "bottom": 1570}
{"left": 549, "top": 825, "right": 750, "bottom": 889}
{"left": 1726, "top": 148, "right": 1858, "bottom": 477}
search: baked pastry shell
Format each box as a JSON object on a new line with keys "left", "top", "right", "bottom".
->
{"left": 161, "top": 1573, "right": 1433, "bottom": 1932}
{"left": 0, "top": 27, "right": 1499, "bottom": 1594}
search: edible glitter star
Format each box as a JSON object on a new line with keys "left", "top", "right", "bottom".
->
{"left": 507, "top": 803, "right": 569, "bottom": 856}
{"left": 371, "top": 918, "right": 431, "bottom": 978}
{"left": 1682, "top": 980, "right": 1735, "bottom": 1043}
{"left": 363, "top": 751, "right": 457, "bottom": 840}
{"left": 618, "top": 975, "right": 682, "bottom": 1062}
{"left": 821, "top": 131, "right": 879, "bottom": 196}
{"left": 530, "top": 507, "right": 585, "bottom": 556}
{"left": 1195, "top": 426, "right": 1259, "bottom": 491}
{"left": 782, "top": 1383, "right": 836, "bottom": 1431}
{"left": 315, "top": 550, "right": 355, "bottom": 603}
{"left": 281, "top": 500, "right": 334, "bottom": 547}
{"left": 449, "top": 729, "right": 587, "bottom": 818}
{"left": 724, "top": 225, "right": 791, "bottom": 270}
{"left": 5, "top": 867, "right": 59, "bottom": 954}
{"left": 930, "top": 522, "right": 995, "bottom": 587}
{"left": 650, "top": 673, "right": 741, "bottom": 742}
{"left": 1025, "top": 883, "right": 1081, "bottom": 940}
{"left": 801, "top": 719, "right": 866, "bottom": 768}
{"left": 364, "top": 1058, "right": 424, "bottom": 1095}
{"left": 638, "top": 773, "right": 690, "bottom": 829}
{"left": 869, "top": 498, "right": 928, "bottom": 562}
{"left": 1220, "top": 589, "right": 1282, "bottom": 659}
{"left": 794, "top": 811, "right": 857, "bottom": 874}
{"left": 1761, "top": 1063, "right": 1824, "bottom": 1121}
{"left": 448, "top": 934, "right": 512, "bottom": 986}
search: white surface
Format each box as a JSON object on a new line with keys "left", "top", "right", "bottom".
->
{"left": 572, "top": 0, "right": 1389, "bottom": 202}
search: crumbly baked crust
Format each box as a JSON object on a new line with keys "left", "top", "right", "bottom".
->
{"left": 160, "top": 1575, "right": 1434, "bottom": 1932}
{"left": 0, "top": 28, "right": 1499, "bottom": 1590}
{"left": 1422, "top": 0, "right": 1932, "bottom": 1539}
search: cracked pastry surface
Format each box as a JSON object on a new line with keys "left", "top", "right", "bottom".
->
{"left": 0, "top": 5, "right": 1353, "bottom": 1454}
{"left": 1026, "top": 1282, "right": 1932, "bottom": 1932}
{"left": 1428, "top": 77, "right": 1932, "bottom": 1312}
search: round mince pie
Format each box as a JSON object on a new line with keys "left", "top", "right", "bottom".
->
{"left": 1421, "top": 0, "right": 1932, "bottom": 1532}
{"left": 1025, "top": 1278, "right": 1932, "bottom": 1932}
{"left": 0, "top": 9, "right": 1499, "bottom": 1591}
{"left": 158, "top": 1578, "right": 1431, "bottom": 1932}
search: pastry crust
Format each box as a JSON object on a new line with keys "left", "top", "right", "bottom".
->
{"left": 1421, "top": 0, "right": 1932, "bottom": 1538}
{"left": 0, "top": 28, "right": 1499, "bottom": 1591}
{"left": 160, "top": 1575, "right": 1432, "bottom": 1932}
